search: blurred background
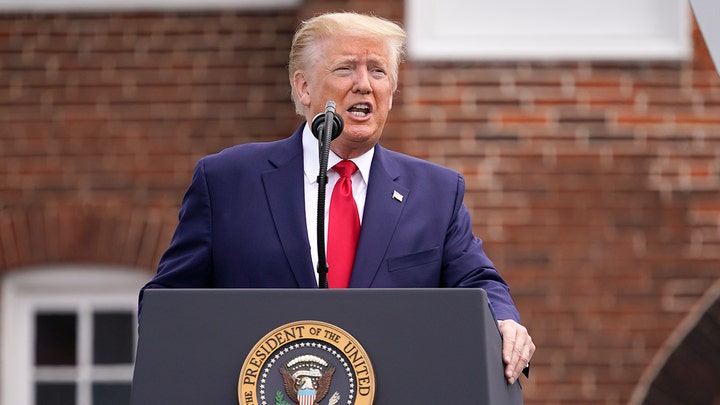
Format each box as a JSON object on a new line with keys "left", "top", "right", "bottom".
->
{"left": 1, "top": 0, "right": 719, "bottom": 404}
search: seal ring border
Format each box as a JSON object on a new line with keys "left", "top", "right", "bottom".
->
{"left": 238, "top": 319, "right": 375, "bottom": 405}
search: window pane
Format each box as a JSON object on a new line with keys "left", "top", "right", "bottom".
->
{"left": 36, "top": 382, "right": 76, "bottom": 405}
{"left": 35, "top": 313, "right": 77, "bottom": 365}
{"left": 92, "top": 383, "right": 131, "bottom": 405}
{"left": 93, "top": 312, "right": 134, "bottom": 365}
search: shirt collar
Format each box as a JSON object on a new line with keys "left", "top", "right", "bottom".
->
{"left": 302, "top": 123, "right": 374, "bottom": 185}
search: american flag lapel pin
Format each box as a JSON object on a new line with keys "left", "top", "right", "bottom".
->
{"left": 392, "top": 190, "right": 404, "bottom": 202}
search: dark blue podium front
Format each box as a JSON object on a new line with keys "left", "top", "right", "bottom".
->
{"left": 131, "top": 288, "right": 523, "bottom": 404}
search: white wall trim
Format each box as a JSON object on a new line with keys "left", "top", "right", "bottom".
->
{"left": 0, "top": 0, "right": 301, "bottom": 13}
{"left": 406, "top": 0, "right": 692, "bottom": 61}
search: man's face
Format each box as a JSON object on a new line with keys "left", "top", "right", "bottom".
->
{"left": 294, "top": 35, "right": 395, "bottom": 158}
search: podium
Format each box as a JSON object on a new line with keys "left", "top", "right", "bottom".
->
{"left": 131, "top": 288, "right": 523, "bottom": 404}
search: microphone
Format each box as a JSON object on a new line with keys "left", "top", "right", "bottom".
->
{"left": 312, "top": 101, "right": 343, "bottom": 289}
{"left": 311, "top": 101, "right": 344, "bottom": 140}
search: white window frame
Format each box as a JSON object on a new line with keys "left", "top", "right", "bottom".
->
{"left": 0, "top": 0, "right": 300, "bottom": 12}
{"left": 406, "top": 0, "right": 692, "bottom": 61}
{"left": 1, "top": 266, "right": 149, "bottom": 405}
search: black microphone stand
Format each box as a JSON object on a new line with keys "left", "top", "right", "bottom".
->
{"left": 313, "top": 101, "right": 343, "bottom": 288}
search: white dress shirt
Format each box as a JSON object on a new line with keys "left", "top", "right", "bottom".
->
{"left": 302, "top": 123, "right": 373, "bottom": 282}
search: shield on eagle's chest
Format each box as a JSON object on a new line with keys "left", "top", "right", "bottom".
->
{"left": 298, "top": 388, "right": 316, "bottom": 405}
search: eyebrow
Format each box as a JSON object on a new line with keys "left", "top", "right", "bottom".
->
{"left": 334, "top": 54, "right": 388, "bottom": 68}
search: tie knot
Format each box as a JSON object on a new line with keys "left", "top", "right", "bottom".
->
{"left": 333, "top": 160, "right": 358, "bottom": 178}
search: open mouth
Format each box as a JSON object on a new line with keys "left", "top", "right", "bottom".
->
{"left": 348, "top": 103, "right": 371, "bottom": 117}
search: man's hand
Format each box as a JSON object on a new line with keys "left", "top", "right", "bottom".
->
{"left": 497, "top": 319, "right": 535, "bottom": 384}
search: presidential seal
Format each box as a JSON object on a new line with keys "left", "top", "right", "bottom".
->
{"left": 238, "top": 320, "right": 375, "bottom": 405}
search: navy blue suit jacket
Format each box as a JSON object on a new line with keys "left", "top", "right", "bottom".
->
{"left": 142, "top": 125, "right": 520, "bottom": 321}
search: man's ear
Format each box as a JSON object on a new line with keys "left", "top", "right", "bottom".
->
{"left": 293, "top": 71, "right": 311, "bottom": 107}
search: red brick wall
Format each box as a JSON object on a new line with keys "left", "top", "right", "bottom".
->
{"left": 1, "top": 3, "right": 719, "bottom": 404}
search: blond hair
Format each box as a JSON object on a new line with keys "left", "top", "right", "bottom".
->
{"left": 288, "top": 12, "right": 407, "bottom": 115}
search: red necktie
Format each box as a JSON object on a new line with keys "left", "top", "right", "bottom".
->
{"left": 327, "top": 160, "right": 360, "bottom": 288}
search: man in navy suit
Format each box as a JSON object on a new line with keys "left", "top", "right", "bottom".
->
{"left": 142, "top": 12, "right": 534, "bottom": 384}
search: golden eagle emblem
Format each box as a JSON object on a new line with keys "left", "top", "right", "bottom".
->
{"left": 279, "top": 355, "right": 338, "bottom": 405}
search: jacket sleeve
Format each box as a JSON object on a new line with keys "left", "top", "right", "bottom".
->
{"left": 139, "top": 159, "right": 214, "bottom": 307}
{"left": 442, "top": 173, "right": 521, "bottom": 322}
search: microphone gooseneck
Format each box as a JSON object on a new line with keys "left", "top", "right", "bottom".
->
{"left": 314, "top": 101, "right": 344, "bottom": 289}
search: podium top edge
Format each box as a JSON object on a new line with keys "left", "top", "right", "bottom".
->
{"left": 143, "top": 287, "right": 488, "bottom": 295}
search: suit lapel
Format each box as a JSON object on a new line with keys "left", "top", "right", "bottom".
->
{"left": 350, "top": 147, "right": 408, "bottom": 287}
{"left": 262, "top": 128, "right": 318, "bottom": 288}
